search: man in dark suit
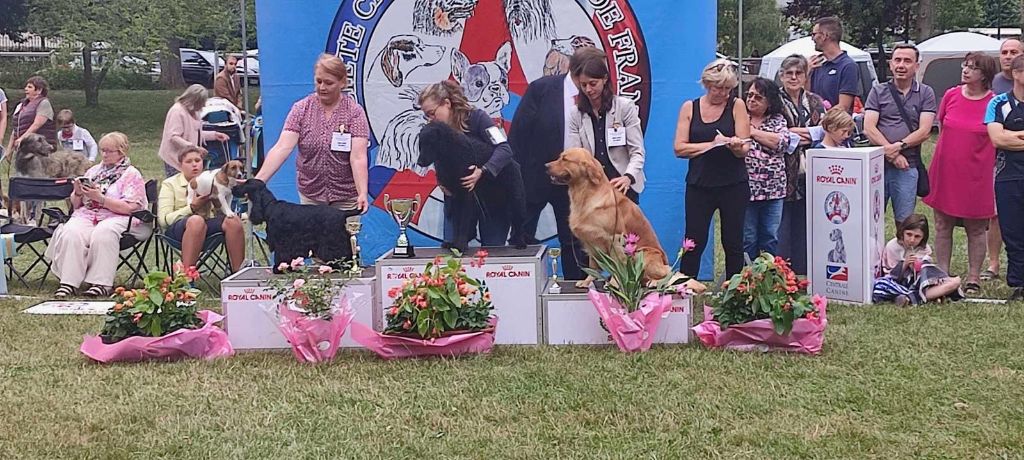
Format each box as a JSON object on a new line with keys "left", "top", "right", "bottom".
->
{"left": 509, "top": 49, "right": 592, "bottom": 280}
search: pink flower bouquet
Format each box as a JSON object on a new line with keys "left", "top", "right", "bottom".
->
{"left": 80, "top": 310, "right": 234, "bottom": 363}
{"left": 588, "top": 290, "right": 671, "bottom": 353}
{"left": 693, "top": 292, "right": 828, "bottom": 355}
{"left": 350, "top": 317, "right": 497, "bottom": 359}
{"left": 270, "top": 259, "right": 357, "bottom": 363}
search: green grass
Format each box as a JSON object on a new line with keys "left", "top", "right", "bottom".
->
{"left": 1, "top": 91, "right": 1023, "bottom": 458}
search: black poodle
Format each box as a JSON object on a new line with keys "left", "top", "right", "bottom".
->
{"left": 232, "top": 179, "right": 358, "bottom": 273}
{"left": 417, "top": 121, "right": 527, "bottom": 252}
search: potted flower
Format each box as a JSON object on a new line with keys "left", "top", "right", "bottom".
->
{"left": 583, "top": 234, "right": 698, "bottom": 353}
{"left": 351, "top": 250, "right": 497, "bottom": 359}
{"left": 692, "top": 253, "right": 828, "bottom": 354}
{"left": 269, "top": 257, "right": 357, "bottom": 363}
{"left": 79, "top": 264, "right": 234, "bottom": 363}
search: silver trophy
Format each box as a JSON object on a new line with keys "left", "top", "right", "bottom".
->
{"left": 345, "top": 216, "right": 362, "bottom": 273}
{"left": 547, "top": 247, "right": 562, "bottom": 294}
{"left": 384, "top": 193, "right": 421, "bottom": 258}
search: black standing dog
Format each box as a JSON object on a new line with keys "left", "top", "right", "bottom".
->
{"left": 417, "top": 121, "right": 527, "bottom": 251}
{"left": 232, "top": 179, "right": 358, "bottom": 273}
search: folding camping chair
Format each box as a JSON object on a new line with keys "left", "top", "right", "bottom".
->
{"left": 157, "top": 230, "right": 231, "bottom": 291}
{"left": 43, "top": 180, "right": 161, "bottom": 288}
{"left": 2, "top": 177, "right": 74, "bottom": 288}
{"left": 115, "top": 180, "right": 159, "bottom": 286}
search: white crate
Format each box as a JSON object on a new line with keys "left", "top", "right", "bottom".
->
{"left": 541, "top": 280, "right": 691, "bottom": 345}
{"left": 220, "top": 267, "right": 376, "bottom": 350}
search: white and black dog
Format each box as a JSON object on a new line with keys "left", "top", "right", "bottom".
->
{"left": 232, "top": 179, "right": 358, "bottom": 272}
{"left": 452, "top": 43, "right": 512, "bottom": 120}
{"left": 188, "top": 160, "right": 245, "bottom": 218}
{"left": 369, "top": 34, "right": 446, "bottom": 88}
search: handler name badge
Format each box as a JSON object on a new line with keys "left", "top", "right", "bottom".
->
{"left": 485, "top": 126, "right": 507, "bottom": 145}
{"left": 331, "top": 124, "right": 352, "bottom": 152}
{"left": 608, "top": 124, "right": 626, "bottom": 147}
{"left": 72, "top": 139, "right": 84, "bottom": 151}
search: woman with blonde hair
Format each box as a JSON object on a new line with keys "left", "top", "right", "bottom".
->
{"left": 158, "top": 84, "right": 229, "bottom": 176}
{"left": 673, "top": 58, "right": 751, "bottom": 279}
{"left": 46, "top": 132, "right": 150, "bottom": 298}
{"left": 418, "top": 80, "right": 516, "bottom": 247}
{"left": 256, "top": 54, "right": 370, "bottom": 215}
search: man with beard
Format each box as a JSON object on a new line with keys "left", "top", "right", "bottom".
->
{"left": 808, "top": 16, "right": 860, "bottom": 113}
{"left": 863, "top": 44, "right": 937, "bottom": 229}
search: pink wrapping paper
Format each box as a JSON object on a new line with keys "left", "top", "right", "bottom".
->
{"left": 691, "top": 304, "right": 828, "bottom": 355}
{"left": 80, "top": 310, "right": 234, "bottom": 363}
{"left": 350, "top": 317, "right": 497, "bottom": 359}
{"left": 277, "top": 299, "right": 355, "bottom": 363}
{"left": 588, "top": 290, "right": 671, "bottom": 353}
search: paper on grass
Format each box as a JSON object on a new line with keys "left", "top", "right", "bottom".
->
{"left": 23, "top": 301, "right": 114, "bottom": 315}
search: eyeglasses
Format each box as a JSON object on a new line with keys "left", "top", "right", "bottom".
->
{"left": 961, "top": 62, "right": 981, "bottom": 72}
{"left": 710, "top": 63, "right": 728, "bottom": 72}
{"left": 745, "top": 92, "right": 765, "bottom": 102}
{"left": 782, "top": 70, "right": 806, "bottom": 78}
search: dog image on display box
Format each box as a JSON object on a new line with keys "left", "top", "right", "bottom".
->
{"left": 416, "top": 80, "right": 527, "bottom": 252}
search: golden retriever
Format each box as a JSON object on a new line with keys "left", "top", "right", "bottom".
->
{"left": 546, "top": 147, "right": 705, "bottom": 292}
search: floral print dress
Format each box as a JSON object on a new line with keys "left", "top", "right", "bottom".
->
{"left": 745, "top": 113, "right": 790, "bottom": 202}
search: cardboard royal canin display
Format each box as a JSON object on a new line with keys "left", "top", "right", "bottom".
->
{"left": 376, "top": 246, "right": 545, "bottom": 344}
{"left": 540, "top": 280, "right": 691, "bottom": 345}
{"left": 806, "top": 147, "right": 886, "bottom": 304}
{"left": 220, "top": 267, "right": 376, "bottom": 349}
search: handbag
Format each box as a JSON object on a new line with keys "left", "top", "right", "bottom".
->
{"left": 886, "top": 83, "right": 930, "bottom": 197}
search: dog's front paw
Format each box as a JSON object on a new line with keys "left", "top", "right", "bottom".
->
{"left": 575, "top": 276, "right": 595, "bottom": 289}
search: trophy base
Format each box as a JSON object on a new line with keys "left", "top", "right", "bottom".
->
{"left": 392, "top": 245, "right": 415, "bottom": 258}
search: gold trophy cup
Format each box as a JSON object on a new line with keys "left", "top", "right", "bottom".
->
{"left": 384, "top": 193, "right": 421, "bottom": 258}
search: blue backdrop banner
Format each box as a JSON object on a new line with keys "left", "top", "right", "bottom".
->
{"left": 255, "top": 0, "right": 717, "bottom": 279}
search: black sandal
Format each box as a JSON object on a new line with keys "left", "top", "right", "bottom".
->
{"left": 54, "top": 284, "right": 76, "bottom": 299}
{"left": 964, "top": 282, "right": 981, "bottom": 296}
{"left": 83, "top": 285, "right": 112, "bottom": 298}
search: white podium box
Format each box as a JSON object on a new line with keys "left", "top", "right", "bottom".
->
{"left": 375, "top": 245, "right": 546, "bottom": 344}
{"left": 220, "top": 267, "right": 376, "bottom": 350}
{"left": 806, "top": 147, "right": 886, "bottom": 304}
{"left": 540, "top": 280, "right": 691, "bottom": 345}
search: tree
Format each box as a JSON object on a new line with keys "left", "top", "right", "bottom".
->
{"left": 0, "top": 0, "right": 28, "bottom": 39}
{"left": 916, "top": 0, "right": 936, "bottom": 41}
{"left": 718, "top": 0, "right": 788, "bottom": 58}
{"left": 27, "top": 0, "right": 129, "bottom": 107}
{"left": 984, "top": 0, "right": 1019, "bottom": 29}
{"left": 127, "top": 0, "right": 248, "bottom": 89}
{"left": 936, "top": 0, "right": 984, "bottom": 32}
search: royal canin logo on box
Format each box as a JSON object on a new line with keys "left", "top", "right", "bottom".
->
{"left": 829, "top": 165, "right": 844, "bottom": 175}
{"left": 403, "top": 266, "right": 414, "bottom": 272}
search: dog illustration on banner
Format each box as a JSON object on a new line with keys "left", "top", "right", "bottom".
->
{"left": 543, "top": 35, "right": 596, "bottom": 76}
{"left": 375, "top": 43, "right": 513, "bottom": 173}
{"left": 828, "top": 228, "right": 847, "bottom": 264}
{"left": 328, "top": 0, "right": 652, "bottom": 246}
{"left": 413, "top": 0, "right": 556, "bottom": 42}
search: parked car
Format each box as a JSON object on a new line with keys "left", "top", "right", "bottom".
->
{"left": 180, "top": 48, "right": 222, "bottom": 88}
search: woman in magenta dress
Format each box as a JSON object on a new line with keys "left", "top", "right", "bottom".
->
{"left": 923, "top": 52, "right": 999, "bottom": 295}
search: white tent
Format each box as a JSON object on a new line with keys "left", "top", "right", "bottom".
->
{"left": 917, "top": 32, "right": 1001, "bottom": 97}
{"left": 759, "top": 37, "right": 879, "bottom": 100}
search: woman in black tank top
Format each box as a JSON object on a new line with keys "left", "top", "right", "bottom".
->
{"left": 673, "top": 59, "right": 752, "bottom": 280}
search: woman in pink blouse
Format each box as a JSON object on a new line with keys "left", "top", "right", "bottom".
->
{"left": 46, "top": 132, "right": 150, "bottom": 298}
{"left": 157, "top": 84, "right": 230, "bottom": 177}
{"left": 923, "top": 52, "right": 999, "bottom": 295}
{"left": 256, "top": 54, "right": 370, "bottom": 216}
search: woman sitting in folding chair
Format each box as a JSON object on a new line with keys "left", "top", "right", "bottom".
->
{"left": 157, "top": 147, "right": 245, "bottom": 274}
{"left": 46, "top": 132, "right": 149, "bottom": 298}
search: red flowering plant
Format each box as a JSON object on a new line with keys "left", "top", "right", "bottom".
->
{"left": 709, "top": 253, "right": 825, "bottom": 335}
{"left": 581, "top": 233, "right": 696, "bottom": 312}
{"left": 384, "top": 250, "right": 494, "bottom": 338}
{"left": 269, "top": 257, "right": 353, "bottom": 319}
{"left": 99, "top": 263, "right": 202, "bottom": 344}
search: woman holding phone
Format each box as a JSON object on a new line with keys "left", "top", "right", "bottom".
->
{"left": 46, "top": 132, "right": 150, "bottom": 299}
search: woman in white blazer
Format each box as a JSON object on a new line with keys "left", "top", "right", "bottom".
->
{"left": 566, "top": 47, "right": 646, "bottom": 203}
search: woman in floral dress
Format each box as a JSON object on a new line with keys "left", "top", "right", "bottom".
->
{"left": 743, "top": 77, "right": 792, "bottom": 260}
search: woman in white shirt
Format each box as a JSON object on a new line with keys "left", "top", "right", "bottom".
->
{"left": 565, "top": 47, "right": 646, "bottom": 203}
